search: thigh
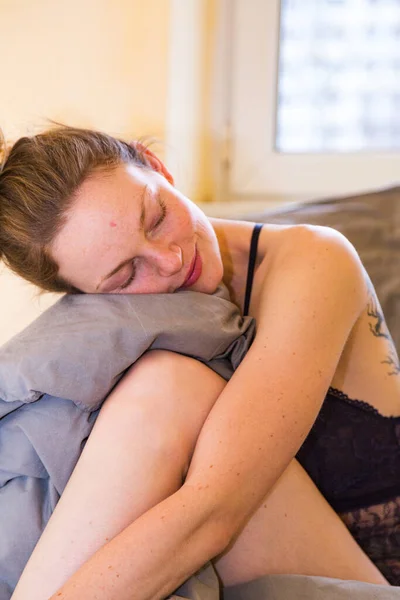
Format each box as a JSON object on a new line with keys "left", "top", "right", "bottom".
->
{"left": 215, "top": 459, "right": 388, "bottom": 587}
{"left": 12, "top": 350, "right": 225, "bottom": 600}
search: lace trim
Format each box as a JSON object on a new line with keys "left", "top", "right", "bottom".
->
{"left": 328, "top": 386, "right": 400, "bottom": 420}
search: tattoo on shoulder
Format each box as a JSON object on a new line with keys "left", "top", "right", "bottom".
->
{"left": 367, "top": 292, "right": 400, "bottom": 376}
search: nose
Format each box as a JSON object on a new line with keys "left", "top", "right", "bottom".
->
{"left": 143, "top": 241, "right": 183, "bottom": 277}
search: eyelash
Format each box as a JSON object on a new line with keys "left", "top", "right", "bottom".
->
{"left": 118, "top": 198, "right": 167, "bottom": 290}
{"left": 119, "top": 269, "right": 136, "bottom": 290}
{"left": 153, "top": 198, "right": 167, "bottom": 229}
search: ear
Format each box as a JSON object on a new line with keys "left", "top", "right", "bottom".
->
{"left": 132, "top": 142, "right": 174, "bottom": 186}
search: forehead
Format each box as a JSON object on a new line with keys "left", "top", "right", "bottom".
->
{"left": 71, "top": 163, "right": 148, "bottom": 216}
{"left": 51, "top": 163, "right": 149, "bottom": 283}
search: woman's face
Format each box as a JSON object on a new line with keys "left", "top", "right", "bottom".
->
{"left": 51, "top": 162, "right": 224, "bottom": 295}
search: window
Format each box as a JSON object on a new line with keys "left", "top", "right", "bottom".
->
{"left": 229, "top": 0, "right": 400, "bottom": 200}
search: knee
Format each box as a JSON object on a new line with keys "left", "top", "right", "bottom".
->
{"left": 102, "top": 350, "right": 226, "bottom": 471}
{"left": 121, "top": 349, "right": 225, "bottom": 405}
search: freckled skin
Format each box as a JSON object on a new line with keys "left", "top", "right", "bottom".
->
{"left": 51, "top": 163, "right": 224, "bottom": 295}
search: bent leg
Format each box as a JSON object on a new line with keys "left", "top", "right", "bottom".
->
{"left": 215, "top": 458, "right": 388, "bottom": 586}
{"left": 12, "top": 350, "right": 226, "bottom": 600}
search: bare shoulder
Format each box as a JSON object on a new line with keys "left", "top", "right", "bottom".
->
{"left": 260, "top": 223, "right": 361, "bottom": 263}
{"left": 250, "top": 223, "right": 369, "bottom": 323}
{"left": 259, "top": 223, "right": 365, "bottom": 279}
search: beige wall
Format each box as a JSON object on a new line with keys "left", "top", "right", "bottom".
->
{"left": 1, "top": 0, "right": 173, "bottom": 344}
{"left": 0, "top": 0, "right": 219, "bottom": 344}
{"left": 1, "top": 0, "right": 170, "bottom": 140}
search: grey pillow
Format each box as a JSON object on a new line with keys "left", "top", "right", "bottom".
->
{"left": 0, "top": 284, "right": 254, "bottom": 411}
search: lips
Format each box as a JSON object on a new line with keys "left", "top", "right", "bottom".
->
{"left": 183, "top": 250, "right": 197, "bottom": 284}
{"left": 180, "top": 247, "right": 202, "bottom": 289}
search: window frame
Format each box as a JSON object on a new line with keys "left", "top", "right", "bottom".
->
{"left": 229, "top": 0, "right": 400, "bottom": 201}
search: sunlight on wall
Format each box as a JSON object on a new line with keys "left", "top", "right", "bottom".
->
{"left": 0, "top": 0, "right": 171, "bottom": 343}
{"left": 0, "top": 0, "right": 221, "bottom": 343}
{"left": 1, "top": 0, "right": 170, "bottom": 140}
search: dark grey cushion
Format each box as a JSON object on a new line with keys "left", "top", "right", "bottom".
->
{"left": 244, "top": 186, "right": 400, "bottom": 351}
{"left": 174, "top": 571, "right": 400, "bottom": 600}
{"left": 225, "top": 573, "right": 400, "bottom": 599}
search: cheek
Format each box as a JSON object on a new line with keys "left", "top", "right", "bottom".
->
{"left": 181, "top": 210, "right": 195, "bottom": 235}
{"left": 193, "top": 217, "right": 215, "bottom": 245}
{"left": 166, "top": 202, "right": 194, "bottom": 237}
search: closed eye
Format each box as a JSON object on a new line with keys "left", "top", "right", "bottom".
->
{"left": 118, "top": 268, "right": 136, "bottom": 290}
{"left": 152, "top": 197, "right": 167, "bottom": 230}
{"left": 115, "top": 198, "right": 166, "bottom": 291}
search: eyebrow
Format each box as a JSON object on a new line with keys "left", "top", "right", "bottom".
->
{"left": 96, "top": 186, "right": 148, "bottom": 291}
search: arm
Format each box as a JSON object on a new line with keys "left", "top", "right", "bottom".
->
{"left": 51, "top": 226, "right": 369, "bottom": 600}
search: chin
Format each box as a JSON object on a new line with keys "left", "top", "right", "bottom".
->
{"left": 202, "top": 273, "right": 224, "bottom": 295}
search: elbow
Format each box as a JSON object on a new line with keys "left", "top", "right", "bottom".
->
{"left": 209, "top": 515, "right": 236, "bottom": 557}
{"left": 196, "top": 515, "right": 234, "bottom": 561}
{"left": 178, "top": 484, "right": 239, "bottom": 559}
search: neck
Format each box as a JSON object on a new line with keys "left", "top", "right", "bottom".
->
{"left": 209, "top": 217, "right": 253, "bottom": 310}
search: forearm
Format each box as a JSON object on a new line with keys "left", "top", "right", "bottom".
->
{"left": 50, "top": 484, "right": 229, "bottom": 600}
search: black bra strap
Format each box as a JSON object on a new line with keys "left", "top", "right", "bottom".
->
{"left": 243, "top": 223, "right": 263, "bottom": 316}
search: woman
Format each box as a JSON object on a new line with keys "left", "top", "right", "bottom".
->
{"left": 1, "top": 126, "right": 399, "bottom": 599}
